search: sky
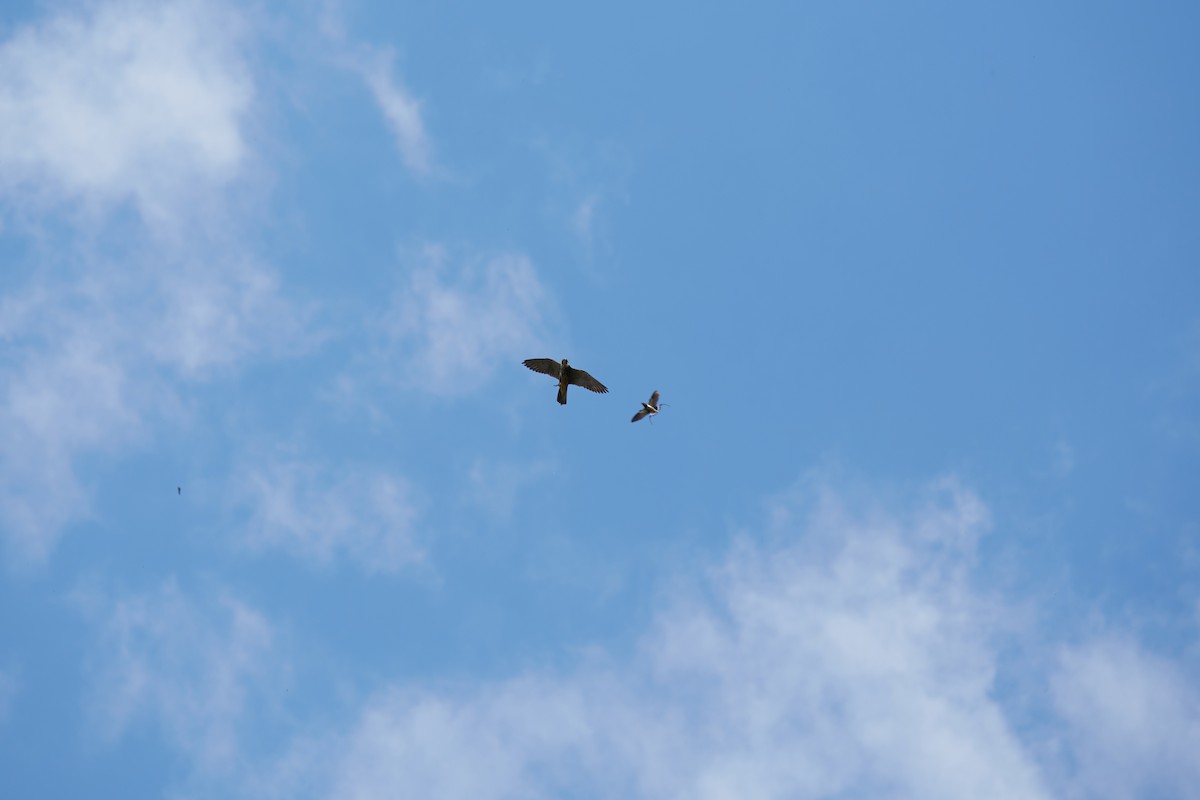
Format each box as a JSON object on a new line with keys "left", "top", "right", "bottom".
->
{"left": 0, "top": 1, "right": 1198, "bottom": 797}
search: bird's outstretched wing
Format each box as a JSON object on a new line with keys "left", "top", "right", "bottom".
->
{"left": 631, "top": 408, "right": 651, "bottom": 423}
{"left": 567, "top": 368, "right": 608, "bottom": 394}
{"left": 523, "top": 358, "right": 562, "bottom": 379}
{"left": 647, "top": 390, "right": 660, "bottom": 407}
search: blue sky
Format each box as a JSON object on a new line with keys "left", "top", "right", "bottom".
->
{"left": 1, "top": 1, "right": 1198, "bottom": 797}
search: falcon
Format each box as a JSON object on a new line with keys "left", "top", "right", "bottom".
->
{"left": 523, "top": 358, "right": 608, "bottom": 405}
{"left": 631, "top": 390, "right": 665, "bottom": 423}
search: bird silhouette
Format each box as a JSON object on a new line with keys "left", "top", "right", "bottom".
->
{"left": 523, "top": 358, "right": 608, "bottom": 405}
{"left": 631, "top": 390, "right": 665, "bottom": 423}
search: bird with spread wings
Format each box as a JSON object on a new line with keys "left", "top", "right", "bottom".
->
{"left": 631, "top": 390, "right": 664, "bottom": 423}
{"left": 523, "top": 358, "right": 608, "bottom": 405}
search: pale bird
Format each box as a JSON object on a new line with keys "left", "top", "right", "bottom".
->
{"left": 631, "top": 390, "right": 666, "bottom": 423}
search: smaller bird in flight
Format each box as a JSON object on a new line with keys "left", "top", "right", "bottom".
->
{"left": 523, "top": 358, "right": 608, "bottom": 405}
{"left": 631, "top": 390, "right": 666, "bottom": 423}
{"left": 177, "top": 486, "right": 181, "bottom": 495}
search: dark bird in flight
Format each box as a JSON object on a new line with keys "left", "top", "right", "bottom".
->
{"left": 631, "top": 390, "right": 666, "bottom": 423}
{"left": 177, "top": 486, "right": 181, "bottom": 495}
{"left": 523, "top": 358, "right": 608, "bottom": 405}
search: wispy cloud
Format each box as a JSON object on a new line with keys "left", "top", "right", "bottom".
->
{"left": 465, "top": 457, "right": 555, "bottom": 522}
{"left": 78, "top": 578, "right": 279, "bottom": 776}
{"left": 64, "top": 474, "right": 1200, "bottom": 799}
{"left": 532, "top": 137, "right": 630, "bottom": 262}
{"left": 276, "top": 478, "right": 1054, "bottom": 799}
{"left": 355, "top": 47, "right": 434, "bottom": 176}
{"left": 1, "top": 272, "right": 156, "bottom": 565}
{"left": 365, "top": 245, "right": 557, "bottom": 397}
{"left": 1052, "top": 636, "right": 1200, "bottom": 799}
{"left": 236, "top": 453, "right": 425, "bottom": 573}
{"left": 0, "top": 0, "right": 253, "bottom": 228}
{"left": 0, "top": 253, "right": 306, "bottom": 567}
{"left": 1051, "top": 439, "right": 1075, "bottom": 479}
{"left": 571, "top": 193, "right": 600, "bottom": 246}
{"left": 143, "top": 254, "right": 311, "bottom": 379}
{"left": 0, "top": 1, "right": 311, "bottom": 567}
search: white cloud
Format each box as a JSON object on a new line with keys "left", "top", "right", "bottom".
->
{"left": 0, "top": 0, "right": 253, "bottom": 226}
{"left": 465, "top": 457, "right": 554, "bottom": 521}
{"left": 530, "top": 137, "right": 630, "bottom": 262}
{"left": 283, "top": 478, "right": 1052, "bottom": 799}
{"left": 0, "top": 255, "right": 305, "bottom": 567}
{"left": 375, "top": 246, "right": 556, "bottom": 397}
{"left": 0, "top": 2, "right": 311, "bottom": 567}
{"left": 79, "top": 579, "right": 279, "bottom": 776}
{"left": 1051, "top": 439, "right": 1075, "bottom": 479}
{"left": 1052, "top": 636, "right": 1200, "bottom": 799}
{"left": 237, "top": 454, "right": 425, "bottom": 573}
{"left": 355, "top": 47, "right": 433, "bottom": 176}
{"left": 1, "top": 274, "right": 152, "bottom": 565}
{"left": 144, "top": 254, "right": 311, "bottom": 379}
{"left": 58, "top": 473, "right": 1200, "bottom": 800}
{"left": 571, "top": 193, "right": 599, "bottom": 244}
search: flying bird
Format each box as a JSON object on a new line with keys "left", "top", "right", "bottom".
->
{"left": 177, "top": 486, "right": 181, "bottom": 495}
{"left": 631, "top": 390, "right": 666, "bottom": 423}
{"left": 523, "top": 358, "right": 608, "bottom": 405}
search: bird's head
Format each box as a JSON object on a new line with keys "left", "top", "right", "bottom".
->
{"left": 561, "top": 358, "right": 570, "bottom": 367}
